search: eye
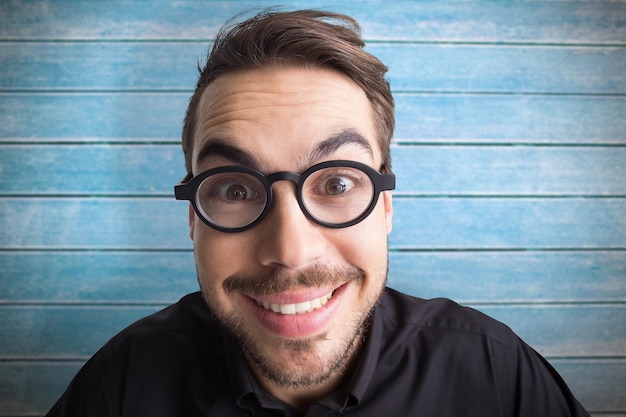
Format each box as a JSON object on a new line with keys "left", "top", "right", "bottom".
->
{"left": 308, "top": 168, "right": 364, "bottom": 197}
{"left": 216, "top": 181, "right": 261, "bottom": 201}
{"left": 200, "top": 174, "right": 264, "bottom": 203}
{"left": 225, "top": 184, "right": 252, "bottom": 201}
{"left": 324, "top": 177, "right": 351, "bottom": 195}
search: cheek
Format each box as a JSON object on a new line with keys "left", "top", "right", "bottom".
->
{"left": 330, "top": 207, "right": 390, "bottom": 274}
{"left": 192, "top": 226, "right": 251, "bottom": 289}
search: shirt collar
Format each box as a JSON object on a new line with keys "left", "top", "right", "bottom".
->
{"left": 221, "top": 329, "right": 259, "bottom": 408}
{"left": 320, "top": 300, "right": 384, "bottom": 412}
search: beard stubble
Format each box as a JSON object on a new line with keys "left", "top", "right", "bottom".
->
{"left": 198, "top": 263, "right": 386, "bottom": 389}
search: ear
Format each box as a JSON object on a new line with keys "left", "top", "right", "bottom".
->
{"left": 188, "top": 204, "right": 195, "bottom": 241}
{"left": 383, "top": 191, "right": 393, "bottom": 234}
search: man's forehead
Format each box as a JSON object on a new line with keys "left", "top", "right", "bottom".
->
{"left": 191, "top": 67, "right": 381, "bottom": 173}
{"left": 196, "top": 67, "right": 370, "bottom": 115}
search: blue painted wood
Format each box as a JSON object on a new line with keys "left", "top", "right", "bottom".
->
{"left": 2, "top": 94, "right": 624, "bottom": 143}
{"left": 0, "top": 42, "right": 205, "bottom": 91}
{"left": 391, "top": 145, "right": 626, "bottom": 196}
{"left": 2, "top": 251, "right": 624, "bottom": 304}
{"left": 0, "top": 93, "right": 189, "bottom": 141}
{"left": 390, "top": 198, "right": 626, "bottom": 249}
{"left": 0, "top": 145, "right": 185, "bottom": 196}
{"left": 0, "top": 306, "right": 163, "bottom": 358}
{"left": 0, "top": 252, "right": 197, "bottom": 304}
{"left": 2, "top": 42, "right": 624, "bottom": 94}
{"left": 393, "top": 94, "right": 626, "bottom": 143}
{"left": 369, "top": 44, "right": 626, "bottom": 95}
{"left": 0, "top": 361, "right": 82, "bottom": 416}
{"left": 1, "top": 2, "right": 624, "bottom": 44}
{"left": 3, "top": 144, "right": 626, "bottom": 196}
{"left": 387, "top": 251, "right": 626, "bottom": 303}
{"left": 473, "top": 304, "right": 626, "bottom": 357}
{"left": 1, "top": 198, "right": 625, "bottom": 250}
{"left": 550, "top": 358, "right": 626, "bottom": 413}
{"left": 1, "top": 0, "right": 624, "bottom": 415}
{"left": 0, "top": 198, "right": 191, "bottom": 249}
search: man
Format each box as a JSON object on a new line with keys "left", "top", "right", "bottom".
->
{"left": 47, "top": 10, "right": 590, "bottom": 416}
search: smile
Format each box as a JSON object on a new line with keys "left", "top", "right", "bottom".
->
{"left": 255, "top": 291, "right": 333, "bottom": 315}
{"left": 242, "top": 284, "right": 348, "bottom": 338}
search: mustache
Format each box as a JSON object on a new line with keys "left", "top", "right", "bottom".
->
{"left": 223, "top": 264, "right": 365, "bottom": 296}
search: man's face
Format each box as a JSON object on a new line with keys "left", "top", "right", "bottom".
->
{"left": 189, "top": 66, "right": 393, "bottom": 391}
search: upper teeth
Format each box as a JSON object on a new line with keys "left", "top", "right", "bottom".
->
{"left": 256, "top": 291, "right": 333, "bottom": 315}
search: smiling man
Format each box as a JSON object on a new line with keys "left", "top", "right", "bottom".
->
{"left": 47, "top": 10, "right": 590, "bottom": 417}
{"left": 184, "top": 66, "right": 394, "bottom": 408}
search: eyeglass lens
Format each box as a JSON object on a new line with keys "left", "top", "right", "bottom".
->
{"left": 195, "top": 166, "right": 375, "bottom": 229}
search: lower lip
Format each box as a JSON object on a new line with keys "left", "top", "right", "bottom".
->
{"left": 240, "top": 284, "right": 348, "bottom": 339}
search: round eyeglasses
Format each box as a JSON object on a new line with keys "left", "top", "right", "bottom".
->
{"left": 175, "top": 160, "right": 395, "bottom": 233}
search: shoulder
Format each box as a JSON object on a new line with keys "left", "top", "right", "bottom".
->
{"left": 47, "top": 293, "right": 234, "bottom": 414}
{"left": 365, "top": 288, "right": 590, "bottom": 415}
{"left": 378, "top": 287, "right": 520, "bottom": 351}
{"left": 104, "top": 292, "right": 221, "bottom": 356}
{"left": 119, "top": 292, "right": 216, "bottom": 336}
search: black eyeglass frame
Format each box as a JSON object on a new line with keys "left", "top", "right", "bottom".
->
{"left": 174, "top": 160, "right": 395, "bottom": 233}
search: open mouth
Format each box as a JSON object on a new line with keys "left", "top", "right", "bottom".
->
{"left": 243, "top": 283, "right": 348, "bottom": 338}
{"left": 254, "top": 290, "right": 334, "bottom": 315}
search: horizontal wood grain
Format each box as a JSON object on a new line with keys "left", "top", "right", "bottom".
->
{"left": 0, "top": 251, "right": 197, "bottom": 304}
{"left": 2, "top": 144, "right": 625, "bottom": 196}
{"left": 0, "top": 361, "right": 82, "bottom": 416}
{"left": 0, "top": 197, "right": 190, "bottom": 250}
{"left": 370, "top": 44, "right": 626, "bottom": 95}
{"left": 2, "top": 251, "right": 624, "bottom": 304}
{"left": 391, "top": 145, "right": 626, "bottom": 196}
{"left": 0, "top": 93, "right": 188, "bottom": 141}
{"left": 1, "top": 42, "right": 624, "bottom": 94}
{"left": 1, "top": 1, "right": 624, "bottom": 44}
{"left": 472, "top": 304, "right": 626, "bottom": 357}
{"left": 1, "top": 197, "right": 625, "bottom": 250}
{"left": 0, "top": 42, "right": 205, "bottom": 92}
{"left": 1, "top": 358, "right": 623, "bottom": 415}
{"left": 393, "top": 93, "right": 626, "bottom": 143}
{"left": 1, "top": 0, "right": 624, "bottom": 415}
{"left": 1, "top": 93, "right": 624, "bottom": 143}
{"left": 387, "top": 251, "right": 626, "bottom": 303}
{"left": 0, "top": 305, "right": 163, "bottom": 358}
{"left": 549, "top": 358, "right": 626, "bottom": 413}
{"left": 0, "top": 144, "right": 185, "bottom": 196}
{"left": 390, "top": 197, "right": 626, "bottom": 249}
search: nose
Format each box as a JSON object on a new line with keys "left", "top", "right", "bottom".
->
{"left": 255, "top": 181, "right": 328, "bottom": 270}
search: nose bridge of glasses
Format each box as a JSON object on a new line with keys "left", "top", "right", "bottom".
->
{"left": 265, "top": 171, "right": 302, "bottom": 187}
{"left": 262, "top": 171, "right": 311, "bottom": 226}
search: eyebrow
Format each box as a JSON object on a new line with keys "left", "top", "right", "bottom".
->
{"left": 307, "top": 129, "right": 374, "bottom": 165}
{"left": 195, "top": 139, "right": 261, "bottom": 171}
{"left": 194, "top": 129, "right": 374, "bottom": 173}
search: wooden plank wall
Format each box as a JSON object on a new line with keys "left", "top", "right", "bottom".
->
{"left": 1, "top": 1, "right": 625, "bottom": 415}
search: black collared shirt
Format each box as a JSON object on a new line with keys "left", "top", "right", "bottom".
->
{"left": 47, "top": 288, "right": 589, "bottom": 416}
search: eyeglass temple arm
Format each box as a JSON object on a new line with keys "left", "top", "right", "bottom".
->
{"left": 379, "top": 173, "right": 396, "bottom": 191}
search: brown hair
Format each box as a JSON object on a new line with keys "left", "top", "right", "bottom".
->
{"left": 181, "top": 9, "right": 394, "bottom": 179}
